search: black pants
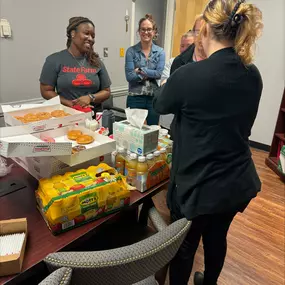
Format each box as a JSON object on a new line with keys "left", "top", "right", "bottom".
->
{"left": 169, "top": 211, "right": 238, "bottom": 285}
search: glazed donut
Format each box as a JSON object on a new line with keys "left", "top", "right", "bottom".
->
{"left": 76, "top": 135, "right": 94, "bottom": 145}
{"left": 36, "top": 112, "right": 52, "bottom": 120}
{"left": 23, "top": 113, "right": 39, "bottom": 122}
{"left": 51, "top": 110, "right": 68, "bottom": 118}
{"left": 67, "top": 130, "right": 82, "bottom": 140}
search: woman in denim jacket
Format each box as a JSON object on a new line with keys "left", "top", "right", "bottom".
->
{"left": 125, "top": 14, "right": 165, "bottom": 125}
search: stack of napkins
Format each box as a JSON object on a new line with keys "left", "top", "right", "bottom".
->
{"left": 0, "top": 233, "right": 25, "bottom": 256}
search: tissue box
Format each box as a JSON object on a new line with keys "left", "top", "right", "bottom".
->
{"left": 113, "top": 120, "right": 159, "bottom": 155}
{"left": 0, "top": 218, "right": 28, "bottom": 277}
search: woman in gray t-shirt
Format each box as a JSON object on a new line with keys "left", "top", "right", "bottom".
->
{"left": 40, "top": 17, "right": 111, "bottom": 112}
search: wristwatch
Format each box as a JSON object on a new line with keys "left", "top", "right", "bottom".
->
{"left": 88, "top": 94, "right": 96, "bottom": 103}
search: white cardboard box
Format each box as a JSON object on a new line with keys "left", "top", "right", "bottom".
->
{"left": 113, "top": 120, "right": 159, "bottom": 155}
{"left": 1, "top": 96, "right": 88, "bottom": 132}
{"left": 0, "top": 125, "right": 115, "bottom": 164}
{"left": 0, "top": 125, "right": 72, "bottom": 158}
{"left": 38, "top": 126, "right": 116, "bottom": 166}
{"left": 13, "top": 154, "right": 112, "bottom": 180}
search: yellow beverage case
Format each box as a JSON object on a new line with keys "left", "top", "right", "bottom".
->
{"left": 36, "top": 163, "right": 131, "bottom": 235}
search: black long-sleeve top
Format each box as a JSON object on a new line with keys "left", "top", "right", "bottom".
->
{"left": 153, "top": 47, "right": 263, "bottom": 219}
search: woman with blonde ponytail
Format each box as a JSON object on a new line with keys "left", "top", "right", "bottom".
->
{"left": 153, "top": 1, "right": 263, "bottom": 284}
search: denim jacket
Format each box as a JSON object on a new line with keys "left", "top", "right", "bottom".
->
{"left": 125, "top": 42, "right": 165, "bottom": 96}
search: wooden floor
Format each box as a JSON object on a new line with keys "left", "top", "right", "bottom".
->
{"left": 153, "top": 149, "right": 285, "bottom": 285}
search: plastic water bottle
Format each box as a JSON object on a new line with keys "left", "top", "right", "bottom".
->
{"left": 102, "top": 110, "right": 115, "bottom": 135}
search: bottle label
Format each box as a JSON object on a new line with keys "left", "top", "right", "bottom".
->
{"left": 115, "top": 162, "right": 125, "bottom": 175}
{"left": 127, "top": 168, "right": 137, "bottom": 186}
{"left": 166, "top": 153, "right": 172, "bottom": 165}
{"left": 137, "top": 173, "right": 147, "bottom": 191}
{"left": 124, "top": 167, "right": 128, "bottom": 176}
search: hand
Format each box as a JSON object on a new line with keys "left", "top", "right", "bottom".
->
{"left": 65, "top": 100, "right": 74, "bottom": 108}
{"left": 135, "top": 68, "right": 140, "bottom": 73}
{"left": 60, "top": 97, "right": 74, "bottom": 108}
{"left": 72, "top": 95, "right": 91, "bottom": 107}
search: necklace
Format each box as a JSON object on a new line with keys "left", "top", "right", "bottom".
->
{"left": 68, "top": 49, "right": 86, "bottom": 67}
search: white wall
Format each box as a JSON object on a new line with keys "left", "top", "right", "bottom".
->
{"left": 249, "top": 0, "right": 285, "bottom": 145}
{"left": 0, "top": 0, "right": 131, "bottom": 105}
{"left": 0, "top": 0, "right": 167, "bottom": 114}
{"left": 134, "top": 0, "right": 167, "bottom": 47}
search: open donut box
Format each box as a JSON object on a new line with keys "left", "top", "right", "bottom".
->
{"left": 3, "top": 104, "right": 87, "bottom": 133}
{"left": 0, "top": 125, "right": 116, "bottom": 165}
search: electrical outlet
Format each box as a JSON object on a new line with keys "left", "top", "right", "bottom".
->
{"left": 120, "top": 48, "right": 125, "bottom": 57}
{"left": 103, "top": 47, "right": 108, "bottom": 57}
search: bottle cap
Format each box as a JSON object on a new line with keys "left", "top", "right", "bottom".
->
{"left": 159, "top": 129, "right": 168, "bottom": 136}
{"left": 160, "top": 148, "right": 166, "bottom": 154}
{"left": 154, "top": 151, "right": 160, "bottom": 157}
{"left": 130, "top": 153, "right": 137, "bottom": 160}
{"left": 117, "top": 147, "right": 124, "bottom": 153}
{"left": 146, "top": 154, "right": 154, "bottom": 160}
{"left": 138, "top": 156, "right": 146, "bottom": 162}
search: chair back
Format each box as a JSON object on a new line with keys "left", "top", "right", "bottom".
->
{"left": 44, "top": 218, "right": 190, "bottom": 285}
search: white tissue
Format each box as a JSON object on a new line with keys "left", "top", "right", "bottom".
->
{"left": 125, "top": 108, "right": 148, "bottom": 129}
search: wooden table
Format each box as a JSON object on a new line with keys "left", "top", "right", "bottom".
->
{"left": 0, "top": 163, "right": 169, "bottom": 285}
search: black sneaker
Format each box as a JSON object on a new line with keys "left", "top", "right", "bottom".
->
{"left": 194, "top": 272, "right": 204, "bottom": 285}
{"left": 194, "top": 272, "right": 218, "bottom": 285}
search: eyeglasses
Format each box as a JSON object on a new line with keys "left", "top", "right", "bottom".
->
{"left": 140, "top": 28, "right": 153, "bottom": 33}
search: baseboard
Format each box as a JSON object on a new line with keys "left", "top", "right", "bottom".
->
{"left": 249, "top": 140, "right": 270, "bottom": 152}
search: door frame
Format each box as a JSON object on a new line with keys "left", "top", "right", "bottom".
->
{"left": 163, "top": 0, "right": 176, "bottom": 61}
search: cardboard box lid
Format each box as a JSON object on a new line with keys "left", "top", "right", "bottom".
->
{"left": 0, "top": 218, "right": 27, "bottom": 235}
{"left": 0, "top": 97, "right": 56, "bottom": 114}
{"left": 0, "top": 125, "right": 72, "bottom": 158}
{"left": 1, "top": 96, "right": 87, "bottom": 131}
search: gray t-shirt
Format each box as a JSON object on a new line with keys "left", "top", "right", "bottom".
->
{"left": 40, "top": 49, "right": 111, "bottom": 108}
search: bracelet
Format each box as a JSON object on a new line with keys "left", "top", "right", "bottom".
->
{"left": 88, "top": 94, "right": 96, "bottom": 103}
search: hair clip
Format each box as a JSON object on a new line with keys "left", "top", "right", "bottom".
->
{"left": 223, "top": 0, "right": 245, "bottom": 32}
{"left": 232, "top": 13, "right": 244, "bottom": 26}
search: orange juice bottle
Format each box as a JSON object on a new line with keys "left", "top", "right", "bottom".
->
{"left": 115, "top": 147, "right": 125, "bottom": 175}
{"left": 146, "top": 153, "right": 154, "bottom": 169}
{"left": 124, "top": 150, "right": 131, "bottom": 176}
{"left": 136, "top": 156, "right": 148, "bottom": 192}
{"left": 159, "top": 148, "right": 167, "bottom": 162}
{"left": 126, "top": 153, "right": 137, "bottom": 186}
{"left": 111, "top": 150, "right": 117, "bottom": 168}
{"left": 154, "top": 151, "right": 161, "bottom": 162}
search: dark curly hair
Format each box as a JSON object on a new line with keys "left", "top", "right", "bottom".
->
{"left": 66, "top": 17, "right": 100, "bottom": 68}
